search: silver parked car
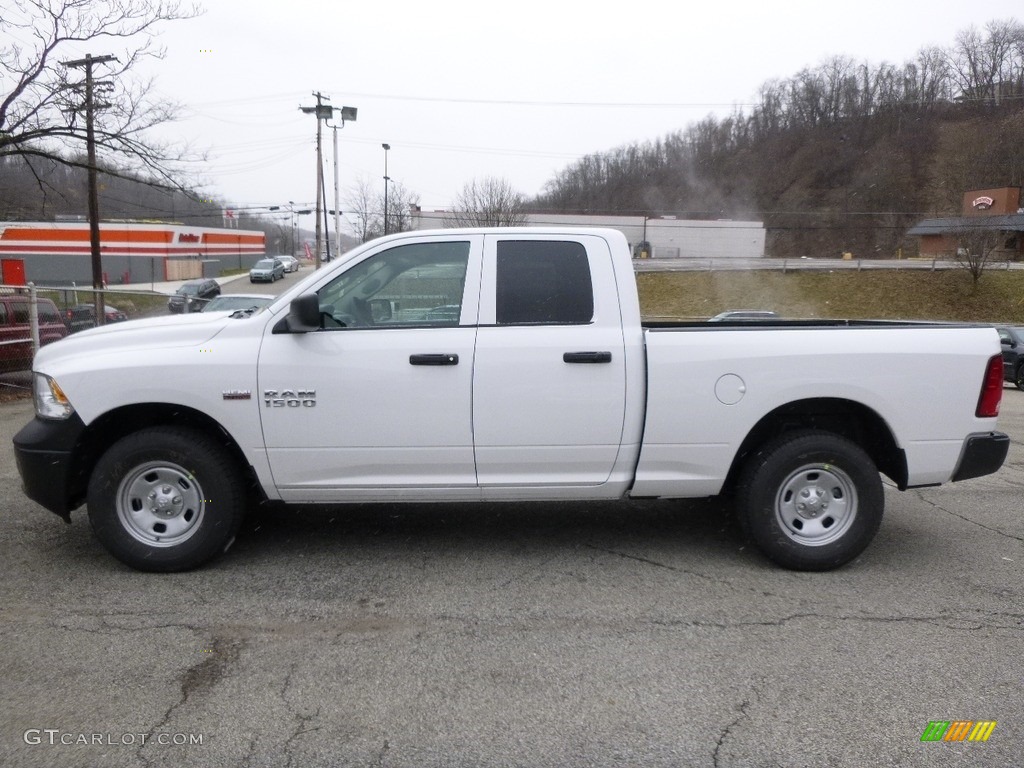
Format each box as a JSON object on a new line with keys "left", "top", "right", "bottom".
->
{"left": 249, "top": 257, "right": 285, "bottom": 283}
{"left": 201, "top": 294, "right": 273, "bottom": 313}
{"left": 275, "top": 255, "right": 300, "bottom": 273}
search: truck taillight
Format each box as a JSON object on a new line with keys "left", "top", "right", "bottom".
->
{"left": 976, "top": 354, "right": 1003, "bottom": 418}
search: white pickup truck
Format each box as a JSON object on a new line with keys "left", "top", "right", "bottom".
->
{"left": 13, "top": 228, "right": 1009, "bottom": 572}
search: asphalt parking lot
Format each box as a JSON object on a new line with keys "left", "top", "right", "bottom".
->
{"left": 1, "top": 389, "right": 1021, "bottom": 767}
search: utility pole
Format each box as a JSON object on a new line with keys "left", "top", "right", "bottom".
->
{"left": 63, "top": 53, "right": 117, "bottom": 323}
{"left": 299, "top": 92, "right": 333, "bottom": 269}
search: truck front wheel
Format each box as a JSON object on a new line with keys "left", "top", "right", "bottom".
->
{"left": 736, "top": 430, "right": 883, "bottom": 571}
{"left": 87, "top": 427, "right": 245, "bottom": 572}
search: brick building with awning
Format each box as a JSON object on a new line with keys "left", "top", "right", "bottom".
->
{"left": 907, "top": 186, "right": 1024, "bottom": 260}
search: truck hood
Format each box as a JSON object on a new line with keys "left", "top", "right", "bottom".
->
{"left": 33, "top": 311, "right": 233, "bottom": 368}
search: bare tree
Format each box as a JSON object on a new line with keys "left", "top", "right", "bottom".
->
{"left": 449, "top": 177, "right": 527, "bottom": 227}
{"left": 345, "top": 176, "right": 379, "bottom": 243}
{"left": 954, "top": 222, "right": 1006, "bottom": 284}
{"left": 345, "top": 176, "right": 420, "bottom": 242}
{"left": 947, "top": 20, "right": 1024, "bottom": 105}
{"left": 1, "top": 0, "right": 201, "bottom": 189}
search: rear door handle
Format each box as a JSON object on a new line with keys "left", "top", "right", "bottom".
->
{"left": 410, "top": 353, "right": 459, "bottom": 366}
{"left": 563, "top": 351, "right": 612, "bottom": 364}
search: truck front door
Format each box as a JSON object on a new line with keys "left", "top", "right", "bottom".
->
{"left": 258, "top": 236, "right": 483, "bottom": 501}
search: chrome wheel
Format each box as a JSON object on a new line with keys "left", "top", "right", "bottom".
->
{"left": 775, "top": 463, "right": 857, "bottom": 546}
{"left": 116, "top": 460, "right": 205, "bottom": 548}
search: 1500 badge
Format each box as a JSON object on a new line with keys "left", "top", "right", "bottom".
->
{"left": 263, "top": 389, "right": 316, "bottom": 407}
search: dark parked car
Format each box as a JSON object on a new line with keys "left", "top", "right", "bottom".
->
{"left": 64, "top": 303, "right": 129, "bottom": 333}
{"left": 997, "top": 326, "right": 1024, "bottom": 390}
{"left": 0, "top": 294, "right": 68, "bottom": 371}
{"left": 167, "top": 279, "right": 221, "bottom": 313}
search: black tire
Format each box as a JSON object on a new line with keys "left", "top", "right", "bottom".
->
{"left": 735, "top": 430, "right": 883, "bottom": 571}
{"left": 87, "top": 427, "right": 245, "bottom": 572}
{"left": 1015, "top": 364, "right": 1024, "bottom": 391}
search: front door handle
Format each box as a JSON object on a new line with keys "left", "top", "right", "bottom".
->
{"left": 410, "top": 353, "right": 459, "bottom": 366}
{"left": 563, "top": 351, "right": 612, "bottom": 364}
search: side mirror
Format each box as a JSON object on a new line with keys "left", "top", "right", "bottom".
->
{"left": 274, "top": 293, "right": 321, "bottom": 333}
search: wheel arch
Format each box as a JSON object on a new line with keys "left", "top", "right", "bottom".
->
{"left": 67, "top": 403, "right": 263, "bottom": 512}
{"left": 725, "top": 397, "right": 907, "bottom": 492}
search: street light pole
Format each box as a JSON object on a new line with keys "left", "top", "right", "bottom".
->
{"left": 326, "top": 106, "right": 356, "bottom": 259}
{"left": 382, "top": 143, "right": 390, "bottom": 235}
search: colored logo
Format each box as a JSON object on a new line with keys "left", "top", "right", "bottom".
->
{"left": 920, "top": 721, "right": 996, "bottom": 742}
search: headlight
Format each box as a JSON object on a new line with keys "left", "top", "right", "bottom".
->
{"left": 33, "top": 373, "right": 75, "bottom": 420}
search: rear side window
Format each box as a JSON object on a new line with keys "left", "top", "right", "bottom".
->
{"left": 38, "top": 302, "right": 61, "bottom": 324}
{"left": 495, "top": 240, "right": 593, "bottom": 325}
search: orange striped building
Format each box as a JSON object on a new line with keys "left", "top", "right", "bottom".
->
{"left": 0, "top": 221, "right": 265, "bottom": 285}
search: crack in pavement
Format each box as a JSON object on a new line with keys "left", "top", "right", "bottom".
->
{"left": 651, "top": 610, "right": 1024, "bottom": 633}
{"left": 136, "top": 633, "right": 245, "bottom": 767}
{"left": 282, "top": 706, "right": 322, "bottom": 768}
{"left": 583, "top": 544, "right": 752, "bottom": 588}
{"left": 712, "top": 683, "right": 760, "bottom": 768}
{"left": 914, "top": 491, "right": 1024, "bottom": 542}
{"left": 278, "top": 659, "right": 324, "bottom": 767}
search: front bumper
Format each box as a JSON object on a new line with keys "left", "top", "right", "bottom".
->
{"left": 13, "top": 414, "right": 88, "bottom": 520}
{"left": 951, "top": 431, "right": 1010, "bottom": 482}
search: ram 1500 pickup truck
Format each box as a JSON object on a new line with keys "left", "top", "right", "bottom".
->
{"left": 13, "top": 228, "right": 1009, "bottom": 572}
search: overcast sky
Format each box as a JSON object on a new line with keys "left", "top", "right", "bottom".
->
{"left": 117, "top": 0, "right": 1024, "bottom": 231}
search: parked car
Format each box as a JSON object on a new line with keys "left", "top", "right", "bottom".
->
{"left": 64, "top": 303, "right": 129, "bottom": 333}
{"left": 0, "top": 294, "right": 68, "bottom": 371}
{"left": 275, "top": 255, "right": 300, "bottom": 273}
{"left": 997, "top": 326, "right": 1024, "bottom": 389}
{"left": 709, "top": 310, "right": 780, "bottom": 322}
{"left": 167, "top": 279, "right": 221, "bottom": 313}
{"left": 249, "top": 258, "right": 285, "bottom": 283}
{"left": 201, "top": 294, "right": 273, "bottom": 313}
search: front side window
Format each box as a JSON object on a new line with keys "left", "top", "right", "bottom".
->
{"left": 495, "top": 240, "right": 593, "bottom": 325}
{"left": 317, "top": 241, "right": 470, "bottom": 329}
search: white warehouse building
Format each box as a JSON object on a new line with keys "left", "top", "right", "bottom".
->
{"left": 409, "top": 210, "right": 766, "bottom": 259}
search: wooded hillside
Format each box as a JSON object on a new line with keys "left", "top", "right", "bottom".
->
{"left": 534, "top": 19, "right": 1024, "bottom": 258}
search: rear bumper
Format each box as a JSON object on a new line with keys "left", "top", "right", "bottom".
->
{"left": 12, "top": 414, "right": 87, "bottom": 520}
{"left": 951, "top": 431, "right": 1010, "bottom": 482}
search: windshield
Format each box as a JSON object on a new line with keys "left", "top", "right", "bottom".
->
{"left": 254, "top": 259, "right": 275, "bottom": 268}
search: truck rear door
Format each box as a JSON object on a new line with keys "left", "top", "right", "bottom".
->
{"left": 473, "top": 234, "right": 628, "bottom": 494}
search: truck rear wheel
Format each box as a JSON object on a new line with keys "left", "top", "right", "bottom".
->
{"left": 736, "top": 430, "right": 883, "bottom": 571}
{"left": 87, "top": 427, "right": 245, "bottom": 572}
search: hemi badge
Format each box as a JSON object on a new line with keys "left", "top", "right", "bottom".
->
{"left": 222, "top": 390, "right": 252, "bottom": 400}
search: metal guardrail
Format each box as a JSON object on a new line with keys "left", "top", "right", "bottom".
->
{"left": 632, "top": 256, "right": 1023, "bottom": 273}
